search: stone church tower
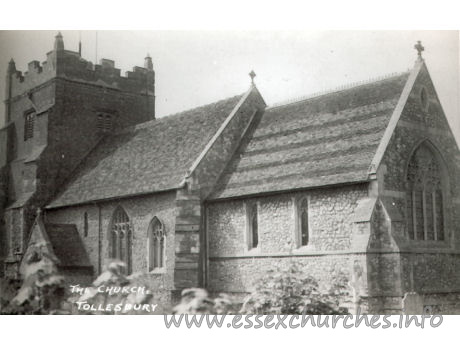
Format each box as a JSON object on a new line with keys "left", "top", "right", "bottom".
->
{"left": 0, "top": 33, "right": 155, "bottom": 276}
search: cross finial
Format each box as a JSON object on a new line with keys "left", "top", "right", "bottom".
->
{"left": 414, "top": 40, "right": 424, "bottom": 59}
{"left": 249, "top": 70, "right": 256, "bottom": 85}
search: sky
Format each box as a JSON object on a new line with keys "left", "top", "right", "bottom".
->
{"left": 0, "top": 30, "right": 458, "bottom": 144}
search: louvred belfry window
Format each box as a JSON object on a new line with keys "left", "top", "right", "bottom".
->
{"left": 406, "top": 143, "right": 445, "bottom": 241}
{"left": 110, "top": 206, "right": 132, "bottom": 273}
{"left": 24, "top": 111, "right": 35, "bottom": 140}
{"left": 97, "top": 113, "right": 112, "bottom": 133}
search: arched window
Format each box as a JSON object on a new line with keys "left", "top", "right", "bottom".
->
{"left": 299, "top": 198, "right": 309, "bottom": 246}
{"left": 406, "top": 142, "right": 445, "bottom": 241}
{"left": 110, "top": 206, "right": 132, "bottom": 273}
{"left": 148, "top": 217, "right": 165, "bottom": 271}
{"left": 246, "top": 203, "right": 258, "bottom": 249}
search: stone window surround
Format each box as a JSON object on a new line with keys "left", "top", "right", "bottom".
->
{"left": 108, "top": 205, "right": 133, "bottom": 274}
{"left": 147, "top": 216, "right": 166, "bottom": 274}
{"left": 292, "top": 195, "right": 315, "bottom": 252}
{"left": 24, "top": 109, "right": 35, "bottom": 141}
{"left": 405, "top": 140, "right": 449, "bottom": 243}
{"left": 244, "top": 200, "right": 260, "bottom": 253}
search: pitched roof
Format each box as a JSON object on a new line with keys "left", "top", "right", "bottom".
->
{"left": 210, "top": 72, "right": 411, "bottom": 199}
{"left": 44, "top": 223, "right": 92, "bottom": 268}
{"left": 47, "top": 94, "right": 245, "bottom": 208}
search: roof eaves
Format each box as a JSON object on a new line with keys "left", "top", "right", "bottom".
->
{"left": 209, "top": 178, "right": 371, "bottom": 202}
{"left": 45, "top": 185, "right": 181, "bottom": 210}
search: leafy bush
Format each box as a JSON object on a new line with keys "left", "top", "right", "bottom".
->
{"left": 173, "top": 288, "right": 236, "bottom": 314}
{"left": 73, "top": 260, "right": 155, "bottom": 315}
{"left": 1, "top": 242, "right": 66, "bottom": 314}
{"left": 172, "top": 264, "right": 351, "bottom": 315}
{"left": 240, "top": 263, "right": 350, "bottom": 315}
{"left": 3, "top": 248, "right": 351, "bottom": 315}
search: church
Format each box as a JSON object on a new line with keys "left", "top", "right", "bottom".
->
{"left": 1, "top": 33, "right": 460, "bottom": 314}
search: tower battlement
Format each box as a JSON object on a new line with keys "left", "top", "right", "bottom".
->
{"left": 7, "top": 33, "right": 155, "bottom": 100}
{"left": 54, "top": 49, "right": 155, "bottom": 95}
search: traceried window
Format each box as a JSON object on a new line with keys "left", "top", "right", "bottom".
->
{"left": 148, "top": 217, "right": 165, "bottom": 272}
{"left": 110, "top": 206, "right": 132, "bottom": 273}
{"left": 406, "top": 142, "right": 445, "bottom": 241}
{"left": 247, "top": 203, "right": 259, "bottom": 250}
{"left": 24, "top": 110, "right": 35, "bottom": 140}
{"left": 299, "top": 198, "right": 309, "bottom": 246}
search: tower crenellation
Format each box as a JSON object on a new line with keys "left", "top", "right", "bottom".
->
{"left": 8, "top": 46, "right": 155, "bottom": 100}
{"left": 5, "top": 31, "right": 154, "bottom": 107}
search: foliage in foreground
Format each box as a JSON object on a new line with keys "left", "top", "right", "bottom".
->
{"left": 1, "top": 246, "right": 155, "bottom": 314}
{"left": 173, "top": 288, "right": 238, "bottom": 314}
{"left": 2, "top": 248, "right": 351, "bottom": 315}
{"left": 173, "top": 263, "right": 351, "bottom": 315}
{"left": 240, "top": 263, "right": 350, "bottom": 314}
{"left": 1, "top": 242, "right": 66, "bottom": 314}
{"left": 73, "top": 261, "right": 154, "bottom": 315}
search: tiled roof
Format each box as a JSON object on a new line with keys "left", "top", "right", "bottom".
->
{"left": 48, "top": 94, "right": 244, "bottom": 208}
{"left": 44, "top": 223, "right": 92, "bottom": 267}
{"left": 210, "top": 73, "right": 410, "bottom": 199}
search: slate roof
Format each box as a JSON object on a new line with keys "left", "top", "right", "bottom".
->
{"left": 48, "top": 94, "right": 244, "bottom": 208}
{"left": 210, "top": 73, "right": 410, "bottom": 199}
{"left": 44, "top": 223, "right": 92, "bottom": 268}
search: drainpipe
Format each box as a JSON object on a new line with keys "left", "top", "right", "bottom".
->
{"left": 5, "top": 59, "right": 15, "bottom": 123}
{"left": 202, "top": 202, "right": 209, "bottom": 288}
{"left": 98, "top": 203, "right": 102, "bottom": 274}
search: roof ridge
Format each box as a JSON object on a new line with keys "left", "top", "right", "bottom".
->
{"left": 267, "top": 70, "right": 411, "bottom": 110}
{"left": 114, "top": 93, "right": 246, "bottom": 134}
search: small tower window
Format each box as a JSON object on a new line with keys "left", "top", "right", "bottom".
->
{"left": 247, "top": 202, "right": 259, "bottom": 250}
{"left": 148, "top": 217, "right": 166, "bottom": 272}
{"left": 24, "top": 111, "right": 35, "bottom": 141}
{"left": 97, "top": 113, "right": 112, "bottom": 133}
